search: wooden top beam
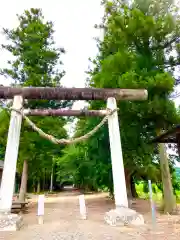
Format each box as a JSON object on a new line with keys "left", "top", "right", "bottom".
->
{"left": 23, "top": 109, "right": 108, "bottom": 117}
{"left": 0, "top": 87, "right": 148, "bottom": 100}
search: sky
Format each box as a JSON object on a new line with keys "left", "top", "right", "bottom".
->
{"left": 0, "top": 0, "right": 104, "bottom": 109}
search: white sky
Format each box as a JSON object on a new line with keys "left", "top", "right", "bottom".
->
{"left": 0, "top": 0, "right": 104, "bottom": 109}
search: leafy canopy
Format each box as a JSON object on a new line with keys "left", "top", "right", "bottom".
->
{"left": 56, "top": 0, "right": 180, "bottom": 194}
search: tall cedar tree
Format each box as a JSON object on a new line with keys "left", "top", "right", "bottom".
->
{"left": 0, "top": 8, "right": 68, "bottom": 199}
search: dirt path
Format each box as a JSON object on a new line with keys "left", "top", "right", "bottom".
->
{"left": 1, "top": 192, "right": 180, "bottom": 239}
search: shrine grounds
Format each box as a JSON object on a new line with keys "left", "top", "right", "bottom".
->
{"left": 1, "top": 190, "right": 180, "bottom": 240}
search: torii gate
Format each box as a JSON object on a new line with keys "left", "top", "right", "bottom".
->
{"left": 0, "top": 87, "right": 147, "bottom": 230}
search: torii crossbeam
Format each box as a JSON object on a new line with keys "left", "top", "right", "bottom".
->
{"left": 0, "top": 86, "right": 147, "bottom": 100}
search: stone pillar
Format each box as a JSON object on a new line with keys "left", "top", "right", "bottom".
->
{"left": 107, "top": 97, "right": 128, "bottom": 208}
{"left": 0, "top": 95, "right": 23, "bottom": 213}
{"left": 104, "top": 98, "right": 144, "bottom": 227}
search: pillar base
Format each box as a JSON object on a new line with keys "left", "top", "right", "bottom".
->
{"left": 104, "top": 206, "right": 144, "bottom": 227}
{"left": 0, "top": 212, "right": 23, "bottom": 231}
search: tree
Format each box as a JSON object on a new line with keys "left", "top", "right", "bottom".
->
{"left": 58, "top": 0, "right": 180, "bottom": 213}
{"left": 0, "top": 8, "right": 69, "bottom": 200}
{"left": 90, "top": 0, "right": 180, "bottom": 212}
{"left": 56, "top": 117, "right": 113, "bottom": 193}
{"left": 1, "top": 8, "right": 65, "bottom": 87}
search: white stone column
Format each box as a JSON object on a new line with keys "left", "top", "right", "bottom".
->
{"left": 107, "top": 97, "right": 128, "bottom": 208}
{"left": 0, "top": 95, "right": 23, "bottom": 212}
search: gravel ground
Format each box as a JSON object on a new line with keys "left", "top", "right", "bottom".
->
{"left": 1, "top": 192, "right": 180, "bottom": 240}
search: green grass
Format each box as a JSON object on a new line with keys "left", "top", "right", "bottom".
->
{"left": 136, "top": 182, "right": 180, "bottom": 204}
{"left": 136, "top": 182, "right": 162, "bottom": 202}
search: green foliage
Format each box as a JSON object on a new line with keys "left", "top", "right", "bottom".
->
{"left": 0, "top": 8, "right": 70, "bottom": 191}
{"left": 57, "top": 0, "right": 180, "bottom": 195}
{"left": 0, "top": 109, "right": 9, "bottom": 159}
{"left": 1, "top": 8, "right": 65, "bottom": 87}
{"left": 56, "top": 117, "right": 113, "bottom": 192}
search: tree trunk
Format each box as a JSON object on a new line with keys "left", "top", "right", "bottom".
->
{"left": 43, "top": 171, "right": 45, "bottom": 191}
{"left": 37, "top": 180, "right": 41, "bottom": 193}
{"left": 50, "top": 165, "right": 53, "bottom": 192}
{"left": 157, "top": 129, "right": 176, "bottom": 214}
{"left": 19, "top": 160, "right": 28, "bottom": 202}
{"left": 125, "top": 169, "right": 132, "bottom": 198}
{"left": 130, "top": 176, "right": 138, "bottom": 198}
{"left": 33, "top": 180, "right": 36, "bottom": 193}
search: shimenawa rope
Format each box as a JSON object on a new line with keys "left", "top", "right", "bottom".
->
{"left": 5, "top": 106, "right": 117, "bottom": 145}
